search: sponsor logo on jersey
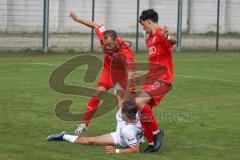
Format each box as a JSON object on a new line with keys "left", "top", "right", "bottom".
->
{"left": 149, "top": 46, "right": 156, "bottom": 55}
{"left": 99, "top": 25, "right": 105, "bottom": 33}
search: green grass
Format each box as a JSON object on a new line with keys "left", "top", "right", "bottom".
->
{"left": 0, "top": 51, "right": 240, "bottom": 160}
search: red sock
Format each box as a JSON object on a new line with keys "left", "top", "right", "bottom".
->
{"left": 140, "top": 118, "right": 154, "bottom": 144}
{"left": 83, "top": 96, "right": 100, "bottom": 126}
{"left": 140, "top": 104, "right": 159, "bottom": 134}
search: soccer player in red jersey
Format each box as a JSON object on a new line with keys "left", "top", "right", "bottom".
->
{"left": 137, "top": 9, "right": 177, "bottom": 153}
{"left": 69, "top": 11, "right": 136, "bottom": 135}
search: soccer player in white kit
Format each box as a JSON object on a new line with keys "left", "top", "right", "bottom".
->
{"left": 47, "top": 100, "right": 144, "bottom": 154}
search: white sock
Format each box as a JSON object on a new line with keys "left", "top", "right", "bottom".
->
{"left": 63, "top": 134, "right": 78, "bottom": 143}
{"left": 153, "top": 129, "right": 160, "bottom": 135}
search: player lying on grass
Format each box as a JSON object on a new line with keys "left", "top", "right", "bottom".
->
{"left": 47, "top": 100, "right": 144, "bottom": 154}
{"left": 131, "top": 9, "right": 177, "bottom": 153}
{"left": 68, "top": 11, "right": 136, "bottom": 135}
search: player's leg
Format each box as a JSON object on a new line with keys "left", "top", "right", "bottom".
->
{"left": 47, "top": 131, "right": 78, "bottom": 143}
{"left": 139, "top": 82, "right": 172, "bottom": 152}
{"left": 47, "top": 132, "right": 115, "bottom": 146}
{"left": 136, "top": 91, "right": 157, "bottom": 132}
{"left": 74, "top": 86, "right": 107, "bottom": 135}
{"left": 138, "top": 99, "right": 160, "bottom": 135}
{"left": 83, "top": 86, "right": 107, "bottom": 126}
{"left": 140, "top": 118, "right": 155, "bottom": 152}
{"left": 135, "top": 91, "right": 159, "bottom": 152}
{"left": 83, "top": 68, "right": 113, "bottom": 126}
{"left": 75, "top": 134, "right": 115, "bottom": 146}
{"left": 146, "top": 95, "right": 165, "bottom": 152}
{"left": 75, "top": 68, "right": 113, "bottom": 135}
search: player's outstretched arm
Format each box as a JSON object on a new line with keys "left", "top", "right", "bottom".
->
{"left": 69, "top": 11, "right": 98, "bottom": 29}
{"left": 105, "top": 145, "right": 140, "bottom": 154}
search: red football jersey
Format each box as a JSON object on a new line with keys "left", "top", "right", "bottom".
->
{"left": 146, "top": 27, "right": 174, "bottom": 84}
{"left": 95, "top": 25, "right": 135, "bottom": 88}
{"left": 95, "top": 24, "right": 134, "bottom": 69}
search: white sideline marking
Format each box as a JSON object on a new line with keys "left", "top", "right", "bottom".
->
{"left": 25, "top": 62, "right": 59, "bottom": 67}
{"left": 19, "top": 62, "right": 97, "bottom": 69}
{"left": 174, "top": 57, "right": 240, "bottom": 61}
{"left": 0, "top": 62, "right": 59, "bottom": 67}
{"left": 17, "top": 62, "right": 84, "bottom": 68}
{"left": 175, "top": 74, "right": 239, "bottom": 84}
{"left": 1, "top": 62, "right": 239, "bottom": 84}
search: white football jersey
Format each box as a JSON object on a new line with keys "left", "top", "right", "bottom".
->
{"left": 111, "top": 108, "right": 144, "bottom": 148}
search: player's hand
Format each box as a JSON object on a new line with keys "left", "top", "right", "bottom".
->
{"left": 142, "top": 30, "right": 149, "bottom": 40}
{"left": 161, "top": 26, "right": 170, "bottom": 38}
{"left": 69, "top": 11, "right": 78, "bottom": 21}
{"left": 105, "top": 146, "right": 116, "bottom": 154}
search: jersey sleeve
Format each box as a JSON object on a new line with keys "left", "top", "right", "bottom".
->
{"left": 121, "top": 127, "right": 138, "bottom": 147}
{"left": 95, "top": 24, "right": 105, "bottom": 45}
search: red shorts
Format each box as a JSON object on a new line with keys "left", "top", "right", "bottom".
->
{"left": 141, "top": 80, "right": 172, "bottom": 108}
{"left": 97, "top": 68, "right": 127, "bottom": 91}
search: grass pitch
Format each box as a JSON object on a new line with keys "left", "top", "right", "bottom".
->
{"left": 0, "top": 51, "right": 239, "bottom": 160}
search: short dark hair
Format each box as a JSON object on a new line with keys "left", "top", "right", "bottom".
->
{"left": 139, "top": 9, "right": 158, "bottom": 23}
{"left": 121, "top": 101, "right": 137, "bottom": 121}
{"left": 103, "top": 30, "right": 118, "bottom": 41}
